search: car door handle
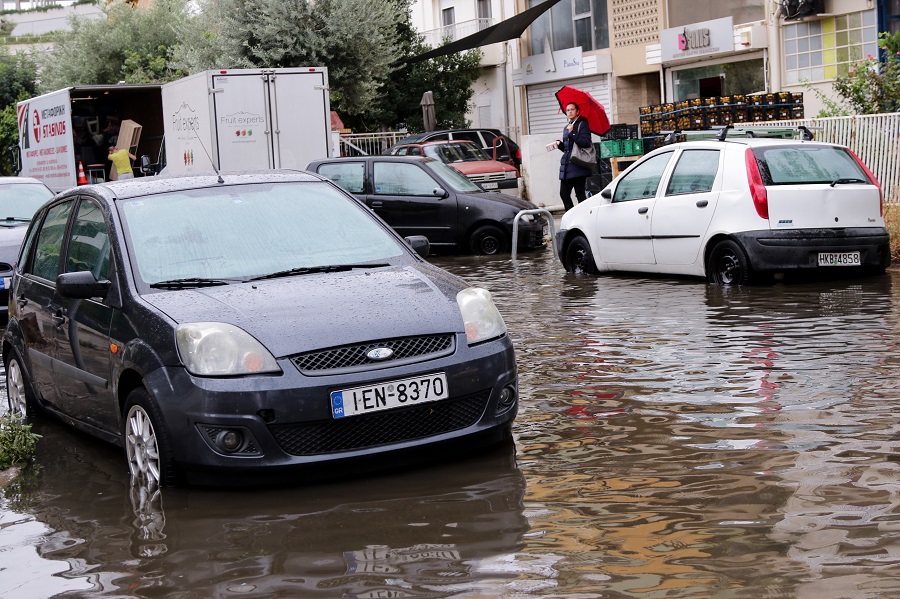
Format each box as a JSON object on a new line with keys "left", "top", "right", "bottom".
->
{"left": 638, "top": 207, "right": 649, "bottom": 214}
{"left": 696, "top": 200, "right": 709, "bottom": 208}
{"left": 370, "top": 201, "right": 383, "bottom": 208}
{"left": 52, "top": 309, "right": 67, "bottom": 327}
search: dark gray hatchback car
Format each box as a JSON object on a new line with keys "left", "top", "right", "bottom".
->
{"left": 307, "top": 156, "right": 547, "bottom": 255}
{"left": 3, "top": 172, "right": 518, "bottom": 487}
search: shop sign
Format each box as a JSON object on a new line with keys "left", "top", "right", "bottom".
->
{"left": 660, "top": 17, "right": 734, "bottom": 63}
{"left": 514, "top": 47, "right": 583, "bottom": 85}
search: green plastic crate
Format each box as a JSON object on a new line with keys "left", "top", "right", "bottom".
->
{"left": 599, "top": 140, "right": 626, "bottom": 158}
{"left": 623, "top": 139, "right": 644, "bottom": 156}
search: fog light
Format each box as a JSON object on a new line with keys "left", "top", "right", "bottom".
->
{"left": 496, "top": 385, "right": 517, "bottom": 413}
{"left": 215, "top": 429, "right": 244, "bottom": 453}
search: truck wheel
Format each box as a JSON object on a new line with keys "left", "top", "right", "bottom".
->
{"left": 469, "top": 225, "right": 506, "bottom": 255}
{"left": 564, "top": 235, "right": 597, "bottom": 275}
{"left": 707, "top": 240, "right": 751, "bottom": 285}
{"left": 123, "top": 388, "right": 177, "bottom": 488}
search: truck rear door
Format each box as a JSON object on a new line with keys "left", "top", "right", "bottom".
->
{"left": 269, "top": 69, "right": 331, "bottom": 169}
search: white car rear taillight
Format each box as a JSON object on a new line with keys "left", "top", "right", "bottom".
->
{"left": 744, "top": 148, "right": 768, "bottom": 219}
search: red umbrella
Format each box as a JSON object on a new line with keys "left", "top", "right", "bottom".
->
{"left": 555, "top": 85, "right": 610, "bottom": 136}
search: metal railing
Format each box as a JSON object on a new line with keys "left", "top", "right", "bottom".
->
{"left": 743, "top": 113, "right": 900, "bottom": 204}
{"left": 338, "top": 131, "right": 408, "bottom": 157}
{"left": 422, "top": 18, "right": 495, "bottom": 47}
{"left": 512, "top": 209, "right": 556, "bottom": 260}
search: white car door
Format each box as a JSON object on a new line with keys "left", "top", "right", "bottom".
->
{"left": 596, "top": 152, "right": 674, "bottom": 265}
{"left": 651, "top": 148, "right": 722, "bottom": 266}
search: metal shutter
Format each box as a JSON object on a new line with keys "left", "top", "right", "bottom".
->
{"left": 525, "top": 75, "right": 611, "bottom": 135}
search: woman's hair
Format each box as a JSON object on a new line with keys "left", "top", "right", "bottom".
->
{"left": 566, "top": 102, "right": 580, "bottom": 111}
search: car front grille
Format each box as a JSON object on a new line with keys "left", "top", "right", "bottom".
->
{"left": 269, "top": 390, "right": 490, "bottom": 456}
{"left": 468, "top": 172, "right": 510, "bottom": 183}
{"left": 291, "top": 334, "right": 455, "bottom": 375}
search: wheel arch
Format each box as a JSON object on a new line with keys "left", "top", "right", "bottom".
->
{"left": 117, "top": 368, "right": 146, "bottom": 416}
{"left": 703, "top": 233, "right": 741, "bottom": 273}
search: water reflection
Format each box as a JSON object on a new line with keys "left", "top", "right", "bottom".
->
{"left": 2, "top": 418, "right": 528, "bottom": 597}
{"left": 2, "top": 249, "right": 900, "bottom": 597}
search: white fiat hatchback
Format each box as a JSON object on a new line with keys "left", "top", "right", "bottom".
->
{"left": 556, "top": 130, "right": 890, "bottom": 284}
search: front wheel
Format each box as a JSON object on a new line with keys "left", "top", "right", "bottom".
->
{"left": 5, "top": 350, "right": 38, "bottom": 419}
{"left": 123, "top": 388, "right": 177, "bottom": 488}
{"left": 469, "top": 225, "right": 506, "bottom": 256}
{"left": 564, "top": 235, "right": 598, "bottom": 275}
{"left": 707, "top": 239, "right": 751, "bottom": 285}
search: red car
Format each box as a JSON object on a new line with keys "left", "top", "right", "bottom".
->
{"left": 387, "top": 140, "right": 520, "bottom": 194}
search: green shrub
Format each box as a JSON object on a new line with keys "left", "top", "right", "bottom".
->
{"left": 0, "top": 412, "right": 40, "bottom": 469}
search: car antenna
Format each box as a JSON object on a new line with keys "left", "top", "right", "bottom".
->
{"left": 187, "top": 117, "right": 225, "bottom": 183}
{"left": 716, "top": 124, "right": 733, "bottom": 141}
{"left": 663, "top": 128, "right": 682, "bottom": 145}
{"left": 797, "top": 126, "right": 815, "bottom": 141}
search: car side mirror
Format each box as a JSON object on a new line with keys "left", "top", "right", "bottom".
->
{"left": 57, "top": 271, "right": 111, "bottom": 299}
{"left": 404, "top": 235, "right": 430, "bottom": 258}
{"left": 140, "top": 155, "right": 155, "bottom": 175}
{"left": 432, "top": 187, "right": 447, "bottom": 198}
{"left": 601, "top": 188, "right": 612, "bottom": 200}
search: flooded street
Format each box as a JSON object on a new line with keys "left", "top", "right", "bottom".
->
{"left": 2, "top": 247, "right": 900, "bottom": 598}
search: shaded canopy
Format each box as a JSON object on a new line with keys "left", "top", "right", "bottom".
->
{"left": 396, "top": 0, "right": 565, "bottom": 66}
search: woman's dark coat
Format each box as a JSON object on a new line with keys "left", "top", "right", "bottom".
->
{"left": 558, "top": 116, "right": 594, "bottom": 179}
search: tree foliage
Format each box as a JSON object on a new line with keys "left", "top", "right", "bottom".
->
{"left": 812, "top": 32, "right": 900, "bottom": 117}
{"left": 343, "top": 9, "right": 482, "bottom": 132}
{"left": 0, "top": 49, "right": 38, "bottom": 175}
{"left": 177, "top": 0, "right": 405, "bottom": 117}
{"left": 38, "top": 0, "right": 189, "bottom": 89}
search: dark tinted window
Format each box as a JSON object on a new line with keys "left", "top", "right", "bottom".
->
{"left": 31, "top": 200, "right": 74, "bottom": 281}
{"left": 66, "top": 199, "right": 110, "bottom": 279}
{"left": 753, "top": 145, "right": 869, "bottom": 185}
{"left": 316, "top": 162, "right": 365, "bottom": 194}
{"left": 665, "top": 150, "right": 720, "bottom": 195}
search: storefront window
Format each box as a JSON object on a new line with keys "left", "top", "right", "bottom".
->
{"left": 783, "top": 10, "right": 878, "bottom": 84}
{"left": 672, "top": 59, "right": 765, "bottom": 101}
{"left": 528, "top": 0, "right": 609, "bottom": 54}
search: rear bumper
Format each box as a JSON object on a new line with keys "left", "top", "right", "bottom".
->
{"left": 734, "top": 227, "right": 891, "bottom": 271}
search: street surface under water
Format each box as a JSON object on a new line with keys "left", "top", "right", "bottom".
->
{"left": 2, "top": 247, "right": 899, "bottom": 598}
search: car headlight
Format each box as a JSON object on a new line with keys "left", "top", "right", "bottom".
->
{"left": 457, "top": 288, "right": 507, "bottom": 345}
{"left": 505, "top": 170, "right": 517, "bottom": 179}
{"left": 176, "top": 322, "right": 281, "bottom": 376}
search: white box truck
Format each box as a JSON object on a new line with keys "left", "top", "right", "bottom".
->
{"left": 15, "top": 67, "right": 332, "bottom": 191}
{"left": 15, "top": 84, "right": 164, "bottom": 191}
{"left": 161, "top": 67, "right": 331, "bottom": 175}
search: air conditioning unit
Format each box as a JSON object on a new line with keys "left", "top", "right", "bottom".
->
{"left": 781, "top": 0, "right": 826, "bottom": 20}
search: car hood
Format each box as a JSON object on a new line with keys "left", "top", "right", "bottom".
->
{"left": 459, "top": 190, "right": 536, "bottom": 212}
{"left": 450, "top": 161, "right": 517, "bottom": 175}
{"left": 0, "top": 223, "right": 29, "bottom": 267}
{"left": 141, "top": 264, "right": 468, "bottom": 358}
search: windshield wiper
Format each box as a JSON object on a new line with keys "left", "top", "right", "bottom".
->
{"left": 249, "top": 263, "right": 389, "bottom": 281}
{"left": 149, "top": 277, "right": 237, "bottom": 289}
{"left": 830, "top": 177, "right": 868, "bottom": 187}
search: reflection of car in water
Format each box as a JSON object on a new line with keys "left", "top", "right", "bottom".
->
{"left": 5, "top": 419, "right": 528, "bottom": 597}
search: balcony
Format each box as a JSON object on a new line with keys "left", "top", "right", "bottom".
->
{"left": 421, "top": 18, "right": 504, "bottom": 66}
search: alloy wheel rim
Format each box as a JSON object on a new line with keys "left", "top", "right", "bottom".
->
{"left": 720, "top": 252, "right": 739, "bottom": 284}
{"left": 125, "top": 406, "right": 161, "bottom": 487}
{"left": 6, "top": 360, "right": 27, "bottom": 418}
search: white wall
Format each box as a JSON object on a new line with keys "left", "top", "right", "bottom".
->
{"left": 520, "top": 133, "right": 566, "bottom": 209}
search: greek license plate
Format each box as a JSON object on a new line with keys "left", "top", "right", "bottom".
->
{"left": 331, "top": 373, "right": 448, "bottom": 419}
{"left": 818, "top": 252, "right": 860, "bottom": 266}
{"left": 482, "top": 182, "right": 498, "bottom": 189}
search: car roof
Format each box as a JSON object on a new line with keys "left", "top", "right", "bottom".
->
{"left": 394, "top": 128, "right": 514, "bottom": 145}
{"left": 309, "top": 155, "right": 436, "bottom": 165}
{"left": 0, "top": 176, "right": 52, "bottom": 187}
{"left": 62, "top": 170, "right": 323, "bottom": 201}
{"left": 398, "top": 139, "right": 480, "bottom": 147}
{"left": 653, "top": 138, "right": 843, "bottom": 152}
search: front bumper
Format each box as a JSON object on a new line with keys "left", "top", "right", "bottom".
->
{"left": 513, "top": 217, "right": 549, "bottom": 251}
{"left": 144, "top": 333, "right": 518, "bottom": 480}
{"left": 734, "top": 227, "right": 891, "bottom": 271}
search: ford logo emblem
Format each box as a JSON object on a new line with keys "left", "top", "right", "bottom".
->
{"left": 366, "top": 347, "right": 394, "bottom": 361}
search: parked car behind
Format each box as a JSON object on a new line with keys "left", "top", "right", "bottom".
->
{"left": 307, "top": 155, "right": 547, "bottom": 255}
{"left": 0, "top": 177, "right": 56, "bottom": 323}
{"left": 389, "top": 128, "right": 522, "bottom": 170}
{"left": 387, "top": 140, "right": 519, "bottom": 193}
{"left": 556, "top": 135, "right": 890, "bottom": 284}
{"left": 4, "top": 172, "right": 519, "bottom": 488}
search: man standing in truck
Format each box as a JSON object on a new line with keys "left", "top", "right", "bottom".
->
{"left": 108, "top": 145, "right": 136, "bottom": 180}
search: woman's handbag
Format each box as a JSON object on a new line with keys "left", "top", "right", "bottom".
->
{"left": 568, "top": 122, "right": 596, "bottom": 169}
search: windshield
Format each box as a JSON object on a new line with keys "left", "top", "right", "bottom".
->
{"left": 752, "top": 145, "right": 870, "bottom": 185}
{"left": 424, "top": 143, "right": 488, "bottom": 164}
{"left": 119, "top": 181, "right": 408, "bottom": 286}
{"left": 423, "top": 160, "right": 484, "bottom": 193}
{"left": 0, "top": 182, "right": 55, "bottom": 220}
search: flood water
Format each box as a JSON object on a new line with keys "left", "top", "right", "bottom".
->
{"left": 2, "top": 247, "right": 900, "bottom": 598}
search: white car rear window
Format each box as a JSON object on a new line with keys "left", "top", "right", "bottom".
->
{"left": 753, "top": 146, "right": 868, "bottom": 185}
